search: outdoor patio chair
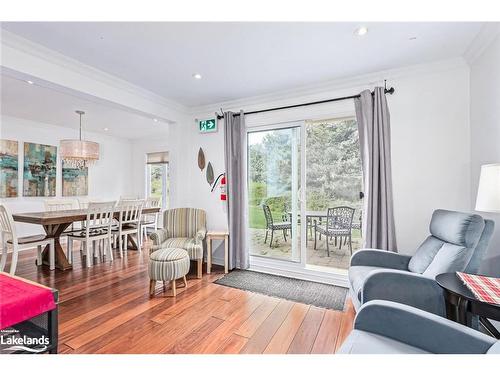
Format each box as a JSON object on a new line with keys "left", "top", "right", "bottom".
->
{"left": 314, "top": 206, "right": 355, "bottom": 256}
{"left": 263, "top": 204, "right": 292, "bottom": 247}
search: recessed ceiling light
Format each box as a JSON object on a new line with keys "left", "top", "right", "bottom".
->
{"left": 192, "top": 73, "right": 202, "bottom": 80}
{"left": 153, "top": 118, "right": 158, "bottom": 122}
{"left": 354, "top": 26, "right": 368, "bottom": 36}
{"left": 103, "top": 127, "right": 109, "bottom": 131}
{"left": 26, "top": 80, "right": 34, "bottom": 85}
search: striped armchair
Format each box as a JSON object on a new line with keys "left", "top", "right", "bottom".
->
{"left": 150, "top": 208, "right": 207, "bottom": 278}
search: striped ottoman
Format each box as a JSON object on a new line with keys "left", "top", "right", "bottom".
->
{"left": 148, "top": 248, "right": 190, "bottom": 297}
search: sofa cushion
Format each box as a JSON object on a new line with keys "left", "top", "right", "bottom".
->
{"left": 408, "top": 236, "right": 444, "bottom": 273}
{"left": 163, "top": 208, "right": 206, "bottom": 238}
{"left": 487, "top": 341, "right": 500, "bottom": 354}
{"left": 349, "top": 266, "right": 382, "bottom": 302}
{"left": 161, "top": 237, "right": 203, "bottom": 260}
{"left": 422, "top": 243, "right": 472, "bottom": 278}
{"left": 429, "top": 209, "right": 484, "bottom": 248}
{"left": 337, "top": 330, "right": 429, "bottom": 354}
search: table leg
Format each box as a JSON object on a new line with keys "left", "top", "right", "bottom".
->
{"left": 444, "top": 290, "right": 458, "bottom": 321}
{"left": 126, "top": 234, "right": 140, "bottom": 250}
{"left": 224, "top": 235, "right": 229, "bottom": 274}
{"left": 457, "top": 297, "right": 470, "bottom": 326}
{"left": 479, "top": 317, "right": 500, "bottom": 339}
{"left": 42, "top": 223, "right": 72, "bottom": 271}
{"left": 207, "top": 238, "right": 212, "bottom": 274}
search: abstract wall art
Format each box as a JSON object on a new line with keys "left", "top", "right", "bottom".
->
{"left": 62, "top": 161, "right": 88, "bottom": 196}
{"left": 23, "top": 142, "right": 57, "bottom": 197}
{"left": 0, "top": 139, "right": 19, "bottom": 198}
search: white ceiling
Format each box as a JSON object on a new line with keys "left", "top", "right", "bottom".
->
{"left": 0, "top": 22, "right": 484, "bottom": 107}
{"left": 0, "top": 74, "right": 169, "bottom": 140}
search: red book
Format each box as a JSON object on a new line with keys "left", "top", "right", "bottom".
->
{"left": 456, "top": 272, "right": 500, "bottom": 305}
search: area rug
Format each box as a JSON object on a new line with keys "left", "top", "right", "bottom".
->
{"left": 214, "top": 270, "right": 348, "bottom": 311}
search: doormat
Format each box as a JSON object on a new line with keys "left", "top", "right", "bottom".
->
{"left": 214, "top": 270, "right": 347, "bottom": 311}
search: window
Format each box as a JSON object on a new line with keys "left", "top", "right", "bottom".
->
{"left": 146, "top": 152, "right": 169, "bottom": 209}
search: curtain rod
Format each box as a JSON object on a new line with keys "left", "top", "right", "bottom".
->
{"left": 216, "top": 85, "right": 395, "bottom": 120}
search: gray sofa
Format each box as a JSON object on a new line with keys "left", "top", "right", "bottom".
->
{"left": 349, "top": 209, "right": 494, "bottom": 316}
{"left": 338, "top": 300, "right": 499, "bottom": 354}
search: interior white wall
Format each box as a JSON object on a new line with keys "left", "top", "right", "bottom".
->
{"left": 0, "top": 115, "right": 133, "bottom": 237}
{"left": 470, "top": 33, "right": 500, "bottom": 276}
{"left": 181, "top": 60, "right": 472, "bottom": 262}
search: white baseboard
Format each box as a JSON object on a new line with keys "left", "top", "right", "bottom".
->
{"left": 249, "top": 256, "right": 349, "bottom": 288}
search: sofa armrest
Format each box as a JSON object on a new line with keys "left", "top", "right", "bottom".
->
{"left": 195, "top": 227, "right": 207, "bottom": 243}
{"left": 362, "top": 269, "right": 446, "bottom": 316}
{"left": 150, "top": 228, "right": 169, "bottom": 252}
{"left": 350, "top": 249, "right": 411, "bottom": 270}
{"left": 354, "top": 301, "right": 496, "bottom": 354}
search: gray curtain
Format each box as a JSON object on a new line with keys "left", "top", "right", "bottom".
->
{"left": 354, "top": 88, "right": 397, "bottom": 252}
{"left": 224, "top": 111, "right": 249, "bottom": 269}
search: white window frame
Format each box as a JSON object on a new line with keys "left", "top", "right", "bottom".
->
{"left": 145, "top": 162, "right": 169, "bottom": 210}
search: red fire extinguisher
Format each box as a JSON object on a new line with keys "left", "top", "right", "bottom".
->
{"left": 220, "top": 175, "right": 227, "bottom": 201}
{"left": 212, "top": 173, "right": 227, "bottom": 201}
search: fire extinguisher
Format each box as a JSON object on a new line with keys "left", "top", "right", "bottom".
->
{"left": 220, "top": 175, "right": 227, "bottom": 201}
{"left": 212, "top": 173, "right": 227, "bottom": 201}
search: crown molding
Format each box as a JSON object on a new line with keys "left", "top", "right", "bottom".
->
{"left": 190, "top": 57, "right": 469, "bottom": 116}
{"left": 0, "top": 30, "right": 189, "bottom": 116}
{"left": 464, "top": 23, "right": 500, "bottom": 65}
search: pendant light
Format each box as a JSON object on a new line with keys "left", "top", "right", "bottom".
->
{"left": 60, "top": 110, "right": 99, "bottom": 169}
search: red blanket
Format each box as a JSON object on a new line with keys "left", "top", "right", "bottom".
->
{"left": 0, "top": 273, "right": 56, "bottom": 330}
{"left": 457, "top": 272, "right": 500, "bottom": 305}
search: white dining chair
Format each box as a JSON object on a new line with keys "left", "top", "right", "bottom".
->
{"left": 44, "top": 199, "right": 78, "bottom": 211}
{"left": 112, "top": 199, "right": 144, "bottom": 257}
{"left": 139, "top": 197, "right": 161, "bottom": 246}
{"left": 45, "top": 198, "right": 81, "bottom": 234}
{"left": 67, "top": 201, "right": 116, "bottom": 268}
{"left": 0, "top": 204, "right": 54, "bottom": 274}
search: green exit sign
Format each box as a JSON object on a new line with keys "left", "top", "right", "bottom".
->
{"left": 199, "top": 119, "right": 217, "bottom": 133}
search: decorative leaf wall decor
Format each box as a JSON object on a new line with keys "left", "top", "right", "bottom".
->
{"left": 206, "top": 162, "right": 214, "bottom": 186}
{"left": 197, "top": 147, "right": 206, "bottom": 171}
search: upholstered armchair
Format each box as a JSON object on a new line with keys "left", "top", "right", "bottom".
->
{"left": 150, "top": 208, "right": 207, "bottom": 278}
{"left": 338, "top": 300, "right": 499, "bottom": 354}
{"left": 348, "top": 209, "right": 494, "bottom": 319}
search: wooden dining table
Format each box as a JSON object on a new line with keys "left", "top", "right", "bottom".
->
{"left": 12, "top": 207, "right": 161, "bottom": 271}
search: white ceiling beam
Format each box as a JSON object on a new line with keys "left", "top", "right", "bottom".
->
{"left": 0, "top": 30, "right": 189, "bottom": 124}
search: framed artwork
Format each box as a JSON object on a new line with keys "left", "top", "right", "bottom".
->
{"left": 23, "top": 142, "right": 57, "bottom": 197}
{"left": 62, "top": 161, "right": 88, "bottom": 196}
{"left": 0, "top": 139, "right": 19, "bottom": 198}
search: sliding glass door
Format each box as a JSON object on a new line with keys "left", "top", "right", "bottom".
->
{"left": 304, "top": 118, "right": 363, "bottom": 271}
{"left": 247, "top": 125, "right": 303, "bottom": 262}
{"left": 247, "top": 117, "right": 363, "bottom": 283}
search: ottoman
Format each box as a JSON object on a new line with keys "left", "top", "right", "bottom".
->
{"left": 148, "top": 248, "right": 190, "bottom": 297}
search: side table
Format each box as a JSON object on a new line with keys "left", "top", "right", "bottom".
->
{"left": 436, "top": 272, "right": 500, "bottom": 339}
{"left": 206, "top": 231, "right": 229, "bottom": 274}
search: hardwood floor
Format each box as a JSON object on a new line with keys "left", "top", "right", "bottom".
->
{"left": 8, "top": 239, "right": 355, "bottom": 354}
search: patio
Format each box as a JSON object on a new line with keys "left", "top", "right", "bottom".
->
{"left": 249, "top": 227, "right": 362, "bottom": 269}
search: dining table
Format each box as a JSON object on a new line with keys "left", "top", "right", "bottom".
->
{"left": 12, "top": 207, "right": 161, "bottom": 271}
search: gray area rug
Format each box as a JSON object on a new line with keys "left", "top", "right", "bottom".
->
{"left": 214, "top": 270, "right": 348, "bottom": 311}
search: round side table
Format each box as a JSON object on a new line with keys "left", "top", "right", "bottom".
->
{"left": 436, "top": 272, "right": 500, "bottom": 338}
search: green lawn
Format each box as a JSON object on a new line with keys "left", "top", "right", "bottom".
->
{"left": 248, "top": 205, "right": 284, "bottom": 229}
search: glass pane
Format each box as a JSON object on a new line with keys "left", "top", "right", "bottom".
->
{"left": 149, "top": 164, "right": 163, "bottom": 200}
{"left": 248, "top": 127, "right": 301, "bottom": 262}
{"left": 305, "top": 118, "right": 363, "bottom": 270}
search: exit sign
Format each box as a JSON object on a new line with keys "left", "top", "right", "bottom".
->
{"left": 199, "top": 119, "right": 217, "bottom": 133}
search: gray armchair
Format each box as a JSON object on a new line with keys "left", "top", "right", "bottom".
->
{"left": 150, "top": 208, "right": 207, "bottom": 278}
{"left": 338, "top": 300, "right": 499, "bottom": 354}
{"left": 348, "top": 209, "right": 495, "bottom": 318}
